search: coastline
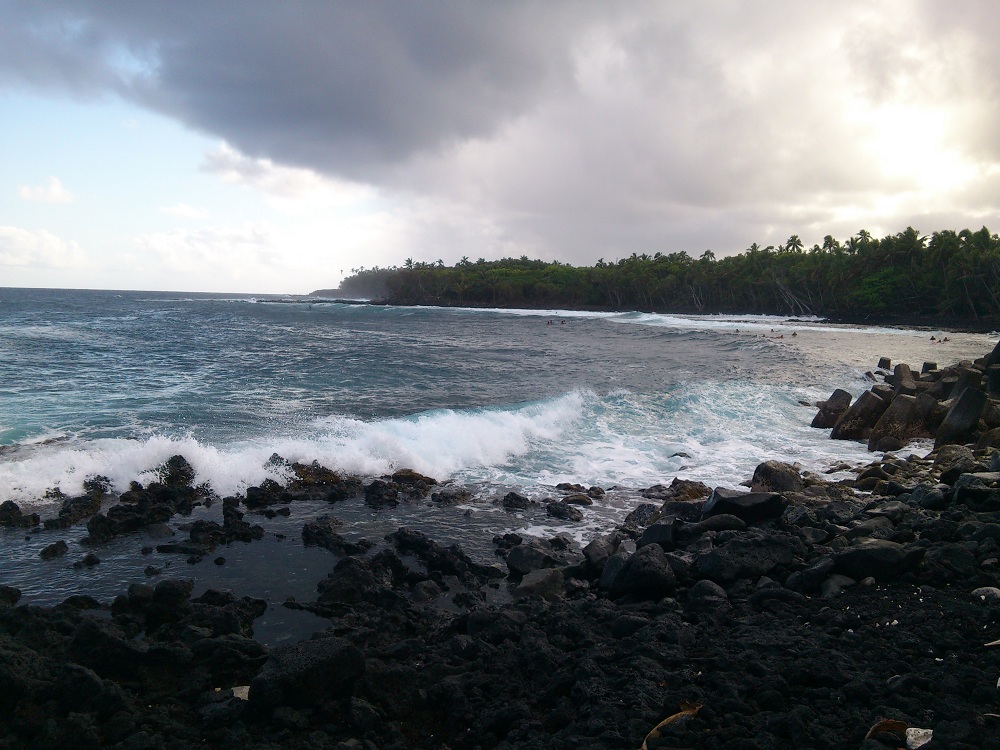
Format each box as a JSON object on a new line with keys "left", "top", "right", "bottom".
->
{"left": 308, "top": 291, "right": 1000, "bottom": 335}
{"left": 3, "top": 348, "right": 1000, "bottom": 747}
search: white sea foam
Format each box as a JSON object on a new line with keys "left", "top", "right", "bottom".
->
{"left": 418, "top": 304, "right": 999, "bottom": 343}
{"left": 0, "top": 392, "right": 588, "bottom": 509}
{"left": 0, "top": 381, "right": 888, "bottom": 514}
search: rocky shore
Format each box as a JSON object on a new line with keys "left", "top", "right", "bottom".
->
{"left": 4, "top": 349, "right": 1000, "bottom": 748}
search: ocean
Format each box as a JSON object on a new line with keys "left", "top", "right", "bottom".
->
{"left": 1, "top": 287, "right": 995, "bottom": 640}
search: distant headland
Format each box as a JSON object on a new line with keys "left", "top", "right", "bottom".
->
{"left": 314, "top": 226, "right": 1000, "bottom": 332}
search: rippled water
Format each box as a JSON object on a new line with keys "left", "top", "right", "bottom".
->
{"left": 0, "top": 287, "right": 994, "bottom": 636}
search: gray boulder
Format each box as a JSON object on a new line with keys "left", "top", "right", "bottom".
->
{"left": 506, "top": 541, "right": 557, "bottom": 577}
{"left": 936, "top": 387, "right": 987, "bottom": 447}
{"left": 692, "top": 535, "right": 794, "bottom": 583}
{"left": 831, "top": 390, "right": 890, "bottom": 440}
{"left": 514, "top": 568, "right": 564, "bottom": 601}
{"left": 811, "top": 389, "right": 852, "bottom": 429}
{"left": 892, "top": 363, "right": 918, "bottom": 397}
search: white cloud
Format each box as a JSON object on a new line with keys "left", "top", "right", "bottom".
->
{"left": 202, "top": 143, "right": 360, "bottom": 200}
{"left": 158, "top": 203, "right": 209, "bottom": 219}
{"left": 18, "top": 176, "right": 75, "bottom": 204}
{"left": 132, "top": 223, "right": 278, "bottom": 275}
{"left": 0, "top": 226, "right": 85, "bottom": 267}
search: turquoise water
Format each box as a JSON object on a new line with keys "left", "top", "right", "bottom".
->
{"left": 1, "top": 287, "right": 994, "bottom": 626}
{"left": 1, "top": 287, "right": 994, "bottom": 508}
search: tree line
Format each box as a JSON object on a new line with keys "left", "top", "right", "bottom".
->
{"left": 334, "top": 227, "right": 1000, "bottom": 324}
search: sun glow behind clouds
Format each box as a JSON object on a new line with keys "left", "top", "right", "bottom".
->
{"left": 863, "top": 103, "right": 978, "bottom": 192}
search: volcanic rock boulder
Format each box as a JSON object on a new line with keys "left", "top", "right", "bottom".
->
{"left": 248, "top": 636, "right": 364, "bottom": 711}
{"left": 831, "top": 390, "right": 890, "bottom": 440}
{"left": 701, "top": 487, "right": 787, "bottom": 523}
{"left": 833, "top": 539, "right": 924, "bottom": 582}
{"left": 607, "top": 543, "right": 676, "bottom": 600}
{"left": 692, "top": 534, "right": 795, "bottom": 583}
{"left": 750, "top": 460, "right": 803, "bottom": 493}
{"left": 0, "top": 500, "right": 40, "bottom": 528}
{"left": 811, "top": 389, "right": 852, "bottom": 429}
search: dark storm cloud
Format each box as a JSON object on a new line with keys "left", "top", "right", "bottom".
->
{"left": 1, "top": 0, "right": 588, "bottom": 174}
{"left": 3, "top": 0, "right": 1000, "bottom": 263}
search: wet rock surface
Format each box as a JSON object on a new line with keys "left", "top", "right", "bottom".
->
{"left": 3, "top": 348, "right": 1000, "bottom": 748}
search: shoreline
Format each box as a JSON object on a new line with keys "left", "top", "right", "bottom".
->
{"left": 308, "top": 292, "right": 1000, "bottom": 334}
{"left": 3, "top": 347, "right": 1000, "bottom": 748}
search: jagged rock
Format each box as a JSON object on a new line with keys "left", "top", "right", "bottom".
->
{"left": 933, "top": 444, "right": 976, "bottom": 470}
{"left": 621, "top": 502, "right": 660, "bottom": 529}
{"left": 302, "top": 516, "right": 373, "bottom": 556}
{"left": 688, "top": 514, "right": 746, "bottom": 535}
{"left": 0, "top": 500, "right": 40, "bottom": 528}
{"left": 636, "top": 519, "right": 676, "bottom": 551}
{"left": 750, "top": 460, "right": 803, "bottom": 493}
{"left": 811, "top": 389, "right": 852, "bottom": 429}
{"left": 659, "top": 499, "right": 705, "bottom": 522}
{"left": 506, "top": 541, "right": 558, "bottom": 577}
{"left": 582, "top": 534, "right": 618, "bottom": 571}
{"left": 701, "top": 487, "right": 787, "bottom": 523}
{"left": 73, "top": 553, "right": 101, "bottom": 569}
{"left": 831, "top": 390, "right": 890, "bottom": 440}
{"left": 391, "top": 468, "right": 437, "bottom": 487}
{"left": 978, "top": 427, "right": 1000, "bottom": 450}
{"left": 388, "top": 527, "right": 503, "bottom": 583}
{"left": 833, "top": 540, "right": 924, "bottom": 581}
{"left": 924, "top": 543, "right": 978, "bottom": 580}
{"left": 431, "top": 486, "right": 473, "bottom": 504}
{"left": 514, "top": 568, "right": 564, "bottom": 601}
{"left": 692, "top": 535, "right": 794, "bottom": 583}
{"left": 364, "top": 479, "right": 398, "bottom": 508}
{"left": 608, "top": 543, "right": 676, "bottom": 599}
{"left": 640, "top": 478, "right": 712, "bottom": 503}
{"left": 786, "top": 556, "right": 835, "bottom": 593}
{"left": 0, "top": 585, "right": 21, "bottom": 607}
{"left": 985, "top": 339, "right": 1000, "bottom": 368}
{"left": 316, "top": 552, "right": 407, "bottom": 609}
{"left": 686, "top": 578, "right": 729, "bottom": 605}
{"left": 748, "top": 586, "right": 807, "bottom": 607}
{"left": 248, "top": 637, "right": 364, "bottom": 711}
{"left": 159, "top": 455, "right": 196, "bottom": 486}
{"left": 502, "top": 492, "right": 530, "bottom": 511}
{"left": 546, "top": 501, "right": 583, "bottom": 522}
{"left": 951, "top": 367, "right": 983, "bottom": 401}
{"left": 40, "top": 540, "right": 68, "bottom": 560}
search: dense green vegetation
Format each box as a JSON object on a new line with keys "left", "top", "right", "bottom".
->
{"left": 334, "top": 227, "right": 1000, "bottom": 323}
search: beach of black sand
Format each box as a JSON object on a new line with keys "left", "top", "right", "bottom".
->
{"left": 4, "top": 341, "right": 1000, "bottom": 749}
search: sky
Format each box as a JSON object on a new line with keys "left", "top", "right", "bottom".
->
{"left": 2, "top": 1, "right": 1000, "bottom": 294}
